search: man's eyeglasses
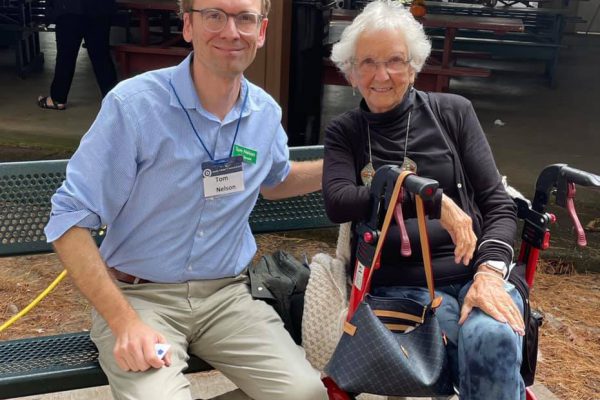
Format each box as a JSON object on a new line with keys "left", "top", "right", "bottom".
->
{"left": 352, "top": 56, "right": 412, "bottom": 75}
{"left": 189, "top": 8, "right": 264, "bottom": 35}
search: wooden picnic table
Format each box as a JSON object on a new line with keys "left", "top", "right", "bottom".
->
{"left": 117, "top": 0, "right": 179, "bottom": 46}
{"left": 114, "top": 0, "right": 187, "bottom": 77}
{"left": 424, "top": 14, "right": 523, "bottom": 73}
{"left": 328, "top": 9, "right": 524, "bottom": 91}
{"left": 424, "top": 1, "right": 575, "bottom": 16}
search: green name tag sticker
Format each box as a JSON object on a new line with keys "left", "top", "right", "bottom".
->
{"left": 233, "top": 144, "right": 257, "bottom": 165}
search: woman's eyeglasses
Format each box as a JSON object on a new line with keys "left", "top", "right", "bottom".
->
{"left": 189, "top": 8, "right": 264, "bottom": 35}
{"left": 352, "top": 56, "right": 412, "bottom": 75}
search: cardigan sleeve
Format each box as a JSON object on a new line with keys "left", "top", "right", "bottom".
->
{"left": 437, "top": 94, "right": 517, "bottom": 267}
{"left": 322, "top": 112, "right": 371, "bottom": 224}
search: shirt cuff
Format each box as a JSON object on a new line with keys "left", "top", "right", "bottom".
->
{"left": 262, "top": 160, "right": 291, "bottom": 188}
{"left": 44, "top": 211, "right": 101, "bottom": 242}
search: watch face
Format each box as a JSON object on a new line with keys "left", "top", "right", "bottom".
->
{"left": 486, "top": 261, "right": 507, "bottom": 273}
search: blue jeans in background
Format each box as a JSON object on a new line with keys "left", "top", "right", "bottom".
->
{"left": 371, "top": 281, "right": 525, "bottom": 400}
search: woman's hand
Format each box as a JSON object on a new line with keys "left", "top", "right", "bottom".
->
{"left": 459, "top": 269, "right": 525, "bottom": 335}
{"left": 440, "top": 194, "right": 477, "bottom": 265}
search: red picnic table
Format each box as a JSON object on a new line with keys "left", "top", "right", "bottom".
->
{"left": 326, "top": 9, "right": 524, "bottom": 92}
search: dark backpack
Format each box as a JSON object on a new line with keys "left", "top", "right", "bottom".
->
{"left": 249, "top": 250, "right": 310, "bottom": 345}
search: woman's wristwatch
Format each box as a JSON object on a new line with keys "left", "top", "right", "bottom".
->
{"left": 480, "top": 260, "right": 508, "bottom": 279}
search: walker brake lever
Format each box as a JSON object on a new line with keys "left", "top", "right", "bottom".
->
{"left": 393, "top": 190, "right": 412, "bottom": 257}
{"left": 565, "top": 183, "right": 587, "bottom": 247}
{"left": 555, "top": 166, "right": 600, "bottom": 247}
{"left": 391, "top": 173, "right": 439, "bottom": 257}
{"left": 382, "top": 170, "right": 412, "bottom": 257}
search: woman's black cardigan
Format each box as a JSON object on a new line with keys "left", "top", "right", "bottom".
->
{"left": 323, "top": 89, "right": 517, "bottom": 275}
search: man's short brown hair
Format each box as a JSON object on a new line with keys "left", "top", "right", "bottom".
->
{"left": 178, "top": 0, "right": 271, "bottom": 17}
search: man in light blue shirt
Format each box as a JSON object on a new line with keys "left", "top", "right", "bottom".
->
{"left": 45, "top": 0, "right": 328, "bottom": 399}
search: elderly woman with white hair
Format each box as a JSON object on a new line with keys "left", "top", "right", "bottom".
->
{"left": 322, "top": 1, "right": 526, "bottom": 399}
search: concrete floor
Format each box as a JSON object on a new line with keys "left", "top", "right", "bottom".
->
{"left": 6, "top": 374, "right": 558, "bottom": 400}
{"left": 0, "top": 29, "right": 596, "bottom": 400}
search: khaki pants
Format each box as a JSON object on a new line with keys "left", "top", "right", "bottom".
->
{"left": 90, "top": 273, "right": 327, "bottom": 400}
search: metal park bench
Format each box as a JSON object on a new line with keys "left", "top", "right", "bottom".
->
{"left": 0, "top": 145, "right": 335, "bottom": 399}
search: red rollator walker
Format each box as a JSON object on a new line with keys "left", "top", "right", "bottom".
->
{"left": 323, "top": 163, "right": 600, "bottom": 400}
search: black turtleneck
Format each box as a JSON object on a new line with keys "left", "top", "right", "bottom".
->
{"left": 361, "top": 88, "right": 456, "bottom": 201}
{"left": 323, "top": 89, "right": 517, "bottom": 287}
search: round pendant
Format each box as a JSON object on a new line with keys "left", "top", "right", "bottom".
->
{"left": 401, "top": 156, "right": 418, "bottom": 173}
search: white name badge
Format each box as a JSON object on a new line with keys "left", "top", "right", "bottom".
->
{"left": 202, "top": 156, "right": 245, "bottom": 198}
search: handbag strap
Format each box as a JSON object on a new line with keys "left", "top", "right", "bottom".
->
{"left": 363, "top": 171, "right": 440, "bottom": 307}
{"left": 416, "top": 195, "right": 438, "bottom": 305}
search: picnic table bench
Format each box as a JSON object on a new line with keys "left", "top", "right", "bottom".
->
{"left": 423, "top": 1, "right": 574, "bottom": 86}
{"left": 0, "top": 145, "right": 334, "bottom": 399}
{"left": 343, "top": 1, "right": 582, "bottom": 87}
{"left": 328, "top": 9, "right": 524, "bottom": 91}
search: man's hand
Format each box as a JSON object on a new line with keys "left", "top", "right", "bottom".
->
{"left": 459, "top": 270, "right": 525, "bottom": 335}
{"left": 53, "top": 227, "right": 172, "bottom": 371}
{"left": 113, "top": 318, "right": 172, "bottom": 372}
{"left": 439, "top": 194, "right": 477, "bottom": 265}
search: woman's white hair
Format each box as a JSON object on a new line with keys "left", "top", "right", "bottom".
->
{"left": 331, "top": 0, "right": 431, "bottom": 77}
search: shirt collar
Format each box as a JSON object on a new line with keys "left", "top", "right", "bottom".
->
{"left": 169, "top": 52, "right": 261, "bottom": 122}
{"left": 169, "top": 53, "right": 199, "bottom": 110}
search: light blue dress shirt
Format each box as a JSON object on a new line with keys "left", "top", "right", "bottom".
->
{"left": 44, "top": 53, "right": 291, "bottom": 282}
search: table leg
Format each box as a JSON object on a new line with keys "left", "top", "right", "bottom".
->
{"left": 438, "top": 27, "right": 457, "bottom": 92}
{"left": 435, "top": 75, "right": 450, "bottom": 92}
{"left": 161, "top": 11, "right": 171, "bottom": 42}
{"left": 442, "top": 27, "right": 456, "bottom": 69}
{"left": 116, "top": 49, "right": 131, "bottom": 78}
{"left": 139, "top": 10, "right": 149, "bottom": 46}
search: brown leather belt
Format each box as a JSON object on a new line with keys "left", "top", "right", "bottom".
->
{"left": 109, "top": 268, "right": 154, "bottom": 285}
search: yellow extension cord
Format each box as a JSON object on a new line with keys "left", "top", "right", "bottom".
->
{"left": 0, "top": 269, "right": 68, "bottom": 333}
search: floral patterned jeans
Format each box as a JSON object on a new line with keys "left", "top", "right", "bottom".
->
{"left": 372, "top": 280, "right": 525, "bottom": 400}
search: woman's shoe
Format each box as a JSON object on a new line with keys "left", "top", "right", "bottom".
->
{"left": 37, "top": 96, "right": 66, "bottom": 110}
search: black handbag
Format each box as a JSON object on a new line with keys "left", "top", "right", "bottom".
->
{"left": 325, "top": 177, "right": 454, "bottom": 396}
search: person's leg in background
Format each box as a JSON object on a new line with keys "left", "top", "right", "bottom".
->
{"left": 83, "top": 14, "right": 118, "bottom": 98}
{"left": 457, "top": 281, "right": 525, "bottom": 400}
{"left": 45, "top": 14, "right": 85, "bottom": 107}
